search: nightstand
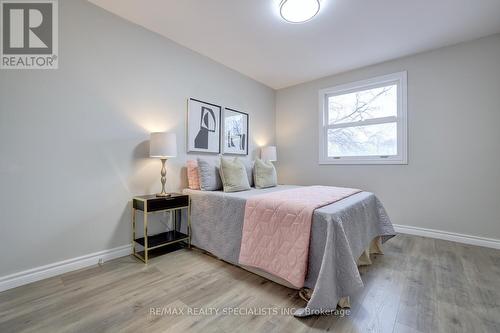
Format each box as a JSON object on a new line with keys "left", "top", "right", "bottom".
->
{"left": 132, "top": 194, "right": 190, "bottom": 263}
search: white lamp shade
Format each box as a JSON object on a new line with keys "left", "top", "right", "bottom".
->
{"left": 150, "top": 132, "right": 177, "bottom": 158}
{"left": 261, "top": 146, "right": 277, "bottom": 162}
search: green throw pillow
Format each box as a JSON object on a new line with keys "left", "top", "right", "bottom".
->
{"left": 254, "top": 158, "right": 277, "bottom": 189}
{"left": 219, "top": 157, "right": 251, "bottom": 193}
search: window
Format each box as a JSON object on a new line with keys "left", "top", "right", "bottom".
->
{"left": 319, "top": 71, "right": 407, "bottom": 164}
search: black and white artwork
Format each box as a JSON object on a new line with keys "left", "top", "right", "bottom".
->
{"left": 187, "top": 98, "right": 221, "bottom": 153}
{"left": 223, "top": 108, "right": 248, "bottom": 155}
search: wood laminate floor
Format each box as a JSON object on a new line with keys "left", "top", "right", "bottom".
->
{"left": 1, "top": 234, "right": 499, "bottom": 333}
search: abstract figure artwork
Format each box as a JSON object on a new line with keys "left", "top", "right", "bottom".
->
{"left": 223, "top": 108, "right": 248, "bottom": 155}
{"left": 187, "top": 98, "right": 221, "bottom": 153}
{"left": 194, "top": 106, "right": 216, "bottom": 149}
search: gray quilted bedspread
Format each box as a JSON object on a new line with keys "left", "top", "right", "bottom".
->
{"left": 182, "top": 185, "right": 395, "bottom": 317}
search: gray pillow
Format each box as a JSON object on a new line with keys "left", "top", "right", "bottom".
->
{"left": 242, "top": 159, "right": 254, "bottom": 187}
{"left": 197, "top": 158, "right": 222, "bottom": 191}
{"left": 219, "top": 157, "right": 251, "bottom": 193}
{"left": 254, "top": 158, "right": 277, "bottom": 189}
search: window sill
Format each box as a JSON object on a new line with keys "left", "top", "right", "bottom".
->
{"left": 319, "top": 157, "right": 408, "bottom": 165}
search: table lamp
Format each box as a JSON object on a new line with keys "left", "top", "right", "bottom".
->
{"left": 261, "top": 146, "right": 277, "bottom": 162}
{"left": 150, "top": 132, "right": 177, "bottom": 197}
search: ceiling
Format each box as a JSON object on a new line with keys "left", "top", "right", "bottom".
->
{"left": 88, "top": 0, "right": 500, "bottom": 89}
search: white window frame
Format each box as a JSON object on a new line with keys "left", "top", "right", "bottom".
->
{"left": 318, "top": 71, "right": 408, "bottom": 165}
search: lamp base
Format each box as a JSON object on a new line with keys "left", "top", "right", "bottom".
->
{"left": 156, "top": 158, "right": 170, "bottom": 198}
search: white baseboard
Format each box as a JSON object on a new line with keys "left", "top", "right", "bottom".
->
{"left": 393, "top": 224, "right": 500, "bottom": 250}
{"left": 0, "top": 244, "right": 132, "bottom": 293}
{"left": 2, "top": 225, "right": 498, "bottom": 293}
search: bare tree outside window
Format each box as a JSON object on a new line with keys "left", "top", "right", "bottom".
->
{"left": 327, "top": 85, "right": 398, "bottom": 157}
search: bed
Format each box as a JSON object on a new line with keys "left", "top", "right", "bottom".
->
{"left": 182, "top": 185, "right": 395, "bottom": 317}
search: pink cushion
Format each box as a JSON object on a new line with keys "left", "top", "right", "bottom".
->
{"left": 187, "top": 160, "right": 200, "bottom": 190}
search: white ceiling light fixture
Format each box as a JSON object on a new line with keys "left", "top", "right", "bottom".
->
{"left": 280, "top": 0, "right": 321, "bottom": 24}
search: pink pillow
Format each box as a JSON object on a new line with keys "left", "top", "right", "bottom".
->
{"left": 187, "top": 160, "right": 200, "bottom": 190}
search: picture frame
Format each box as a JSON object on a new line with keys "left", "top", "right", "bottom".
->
{"left": 223, "top": 107, "right": 249, "bottom": 155}
{"left": 187, "top": 98, "right": 221, "bottom": 154}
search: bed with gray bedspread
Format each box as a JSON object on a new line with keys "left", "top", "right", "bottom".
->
{"left": 183, "top": 185, "right": 395, "bottom": 317}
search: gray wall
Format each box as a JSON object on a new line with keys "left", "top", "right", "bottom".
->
{"left": 276, "top": 34, "right": 500, "bottom": 240}
{"left": 0, "top": 0, "right": 275, "bottom": 276}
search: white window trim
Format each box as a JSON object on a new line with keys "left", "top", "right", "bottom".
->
{"left": 318, "top": 71, "right": 408, "bottom": 165}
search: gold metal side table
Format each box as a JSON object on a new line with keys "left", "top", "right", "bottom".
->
{"left": 132, "top": 194, "right": 191, "bottom": 263}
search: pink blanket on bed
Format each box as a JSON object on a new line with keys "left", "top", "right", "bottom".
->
{"left": 238, "top": 185, "right": 361, "bottom": 288}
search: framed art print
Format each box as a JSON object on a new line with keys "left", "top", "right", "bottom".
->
{"left": 223, "top": 108, "right": 248, "bottom": 155}
{"left": 187, "top": 98, "right": 221, "bottom": 153}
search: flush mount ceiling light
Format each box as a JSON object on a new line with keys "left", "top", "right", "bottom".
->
{"left": 280, "top": 0, "right": 321, "bottom": 23}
